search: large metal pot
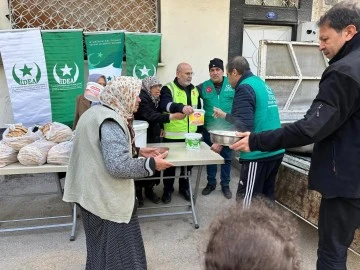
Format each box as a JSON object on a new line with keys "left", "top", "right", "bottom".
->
{"left": 209, "top": 130, "right": 241, "bottom": 146}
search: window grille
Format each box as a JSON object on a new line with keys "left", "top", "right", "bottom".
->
{"left": 9, "top": 0, "right": 158, "bottom": 33}
{"left": 245, "top": 0, "right": 299, "bottom": 8}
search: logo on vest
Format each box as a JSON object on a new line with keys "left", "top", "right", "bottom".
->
{"left": 206, "top": 87, "right": 212, "bottom": 93}
{"left": 224, "top": 84, "right": 234, "bottom": 91}
{"left": 12, "top": 63, "right": 41, "bottom": 85}
{"left": 53, "top": 63, "right": 80, "bottom": 84}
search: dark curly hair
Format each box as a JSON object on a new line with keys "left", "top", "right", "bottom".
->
{"left": 205, "top": 198, "right": 301, "bottom": 270}
{"left": 317, "top": 0, "right": 360, "bottom": 32}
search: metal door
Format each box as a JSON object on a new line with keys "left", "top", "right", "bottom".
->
{"left": 242, "top": 24, "right": 292, "bottom": 75}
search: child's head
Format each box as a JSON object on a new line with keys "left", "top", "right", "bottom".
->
{"left": 205, "top": 198, "right": 301, "bottom": 270}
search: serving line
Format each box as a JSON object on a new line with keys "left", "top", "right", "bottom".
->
{"left": 137, "top": 142, "right": 224, "bottom": 229}
{"left": 0, "top": 142, "right": 223, "bottom": 239}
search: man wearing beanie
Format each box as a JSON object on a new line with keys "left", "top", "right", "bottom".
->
{"left": 197, "top": 58, "right": 235, "bottom": 199}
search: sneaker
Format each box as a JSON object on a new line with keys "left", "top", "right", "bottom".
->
{"left": 222, "top": 186, "right": 232, "bottom": 199}
{"left": 179, "top": 188, "right": 191, "bottom": 201}
{"left": 162, "top": 191, "right": 172, "bottom": 204}
{"left": 145, "top": 187, "right": 161, "bottom": 204}
{"left": 202, "top": 184, "right": 216, "bottom": 195}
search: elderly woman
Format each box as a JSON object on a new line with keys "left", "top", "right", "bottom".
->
{"left": 134, "top": 76, "right": 185, "bottom": 206}
{"left": 63, "top": 76, "right": 173, "bottom": 270}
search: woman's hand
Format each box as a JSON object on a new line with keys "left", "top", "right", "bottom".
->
{"left": 154, "top": 151, "right": 174, "bottom": 170}
{"left": 213, "top": 107, "right": 226, "bottom": 118}
{"left": 139, "top": 147, "right": 160, "bottom": 158}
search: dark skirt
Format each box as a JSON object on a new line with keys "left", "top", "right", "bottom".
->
{"left": 81, "top": 208, "right": 147, "bottom": 270}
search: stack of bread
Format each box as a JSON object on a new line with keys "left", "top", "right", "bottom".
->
{"left": 0, "top": 122, "right": 74, "bottom": 167}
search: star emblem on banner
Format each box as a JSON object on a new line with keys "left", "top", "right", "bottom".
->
{"left": 20, "top": 64, "right": 32, "bottom": 76}
{"left": 107, "top": 76, "right": 112, "bottom": 81}
{"left": 60, "top": 64, "right": 72, "bottom": 76}
{"left": 139, "top": 65, "right": 150, "bottom": 77}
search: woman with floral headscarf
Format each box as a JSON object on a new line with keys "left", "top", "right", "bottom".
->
{"left": 63, "top": 76, "right": 173, "bottom": 270}
{"left": 134, "top": 76, "right": 185, "bottom": 206}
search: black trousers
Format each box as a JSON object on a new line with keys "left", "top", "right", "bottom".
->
{"left": 162, "top": 138, "right": 191, "bottom": 193}
{"left": 317, "top": 197, "right": 360, "bottom": 270}
{"left": 237, "top": 157, "right": 283, "bottom": 203}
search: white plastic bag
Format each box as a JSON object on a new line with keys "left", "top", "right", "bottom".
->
{"left": 2, "top": 124, "right": 40, "bottom": 151}
{"left": 0, "top": 142, "right": 18, "bottom": 167}
{"left": 40, "top": 122, "right": 73, "bottom": 143}
{"left": 18, "top": 140, "right": 57, "bottom": 166}
{"left": 47, "top": 141, "right": 73, "bottom": 165}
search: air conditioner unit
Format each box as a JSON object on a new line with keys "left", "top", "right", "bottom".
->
{"left": 297, "top": 21, "right": 318, "bottom": 42}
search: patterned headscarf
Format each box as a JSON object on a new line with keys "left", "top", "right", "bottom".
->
{"left": 99, "top": 76, "right": 142, "bottom": 155}
{"left": 142, "top": 76, "right": 162, "bottom": 108}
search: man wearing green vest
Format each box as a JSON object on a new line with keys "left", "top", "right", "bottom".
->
{"left": 159, "top": 62, "right": 202, "bottom": 204}
{"left": 213, "top": 56, "right": 284, "bottom": 207}
{"left": 197, "top": 58, "right": 235, "bottom": 199}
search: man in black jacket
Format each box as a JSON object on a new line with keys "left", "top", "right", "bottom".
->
{"left": 230, "top": 1, "right": 360, "bottom": 269}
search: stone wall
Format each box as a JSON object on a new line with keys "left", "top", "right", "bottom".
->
{"left": 275, "top": 165, "right": 360, "bottom": 253}
{"left": 312, "top": 0, "right": 341, "bottom": 21}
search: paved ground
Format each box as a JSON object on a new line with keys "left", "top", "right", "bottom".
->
{"left": 1, "top": 166, "right": 359, "bottom": 270}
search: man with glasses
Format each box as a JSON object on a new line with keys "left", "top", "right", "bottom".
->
{"left": 159, "top": 63, "right": 201, "bottom": 203}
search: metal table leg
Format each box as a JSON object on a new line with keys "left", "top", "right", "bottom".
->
{"left": 187, "top": 170, "right": 199, "bottom": 229}
{"left": 70, "top": 204, "right": 77, "bottom": 241}
{"left": 193, "top": 165, "right": 203, "bottom": 205}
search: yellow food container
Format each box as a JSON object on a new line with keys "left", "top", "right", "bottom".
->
{"left": 189, "top": 109, "right": 205, "bottom": 126}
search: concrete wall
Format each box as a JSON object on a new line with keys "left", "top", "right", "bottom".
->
{"left": 0, "top": 0, "right": 229, "bottom": 127}
{"left": 157, "top": 0, "right": 229, "bottom": 85}
{"left": 312, "top": 0, "right": 340, "bottom": 21}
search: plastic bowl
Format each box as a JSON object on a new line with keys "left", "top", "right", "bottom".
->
{"left": 184, "top": 133, "right": 202, "bottom": 149}
{"left": 209, "top": 130, "right": 241, "bottom": 146}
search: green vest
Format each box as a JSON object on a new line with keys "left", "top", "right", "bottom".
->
{"left": 163, "top": 82, "right": 199, "bottom": 139}
{"left": 201, "top": 77, "right": 234, "bottom": 130}
{"left": 239, "top": 76, "right": 285, "bottom": 160}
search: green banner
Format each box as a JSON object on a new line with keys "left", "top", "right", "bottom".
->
{"left": 125, "top": 33, "right": 161, "bottom": 79}
{"left": 84, "top": 31, "right": 124, "bottom": 82}
{"left": 42, "top": 30, "right": 84, "bottom": 127}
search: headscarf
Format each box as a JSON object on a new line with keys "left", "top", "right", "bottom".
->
{"left": 142, "top": 76, "right": 162, "bottom": 108}
{"left": 99, "top": 76, "right": 142, "bottom": 155}
{"left": 88, "top": 73, "right": 106, "bottom": 84}
{"left": 87, "top": 74, "right": 106, "bottom": 106}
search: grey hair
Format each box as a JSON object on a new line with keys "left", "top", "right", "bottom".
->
{"left": 317, "top": 0, "right": 360, "bottom": 32}
{"left": 226, "top": 56, "right": 250, "bottom": 75}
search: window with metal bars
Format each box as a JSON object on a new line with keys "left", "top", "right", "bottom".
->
{"left": 9, "top": 0, "right": 159, "bottom": 33}
{"left": 245, "top": 0, "right": 299, "bottom": 8}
